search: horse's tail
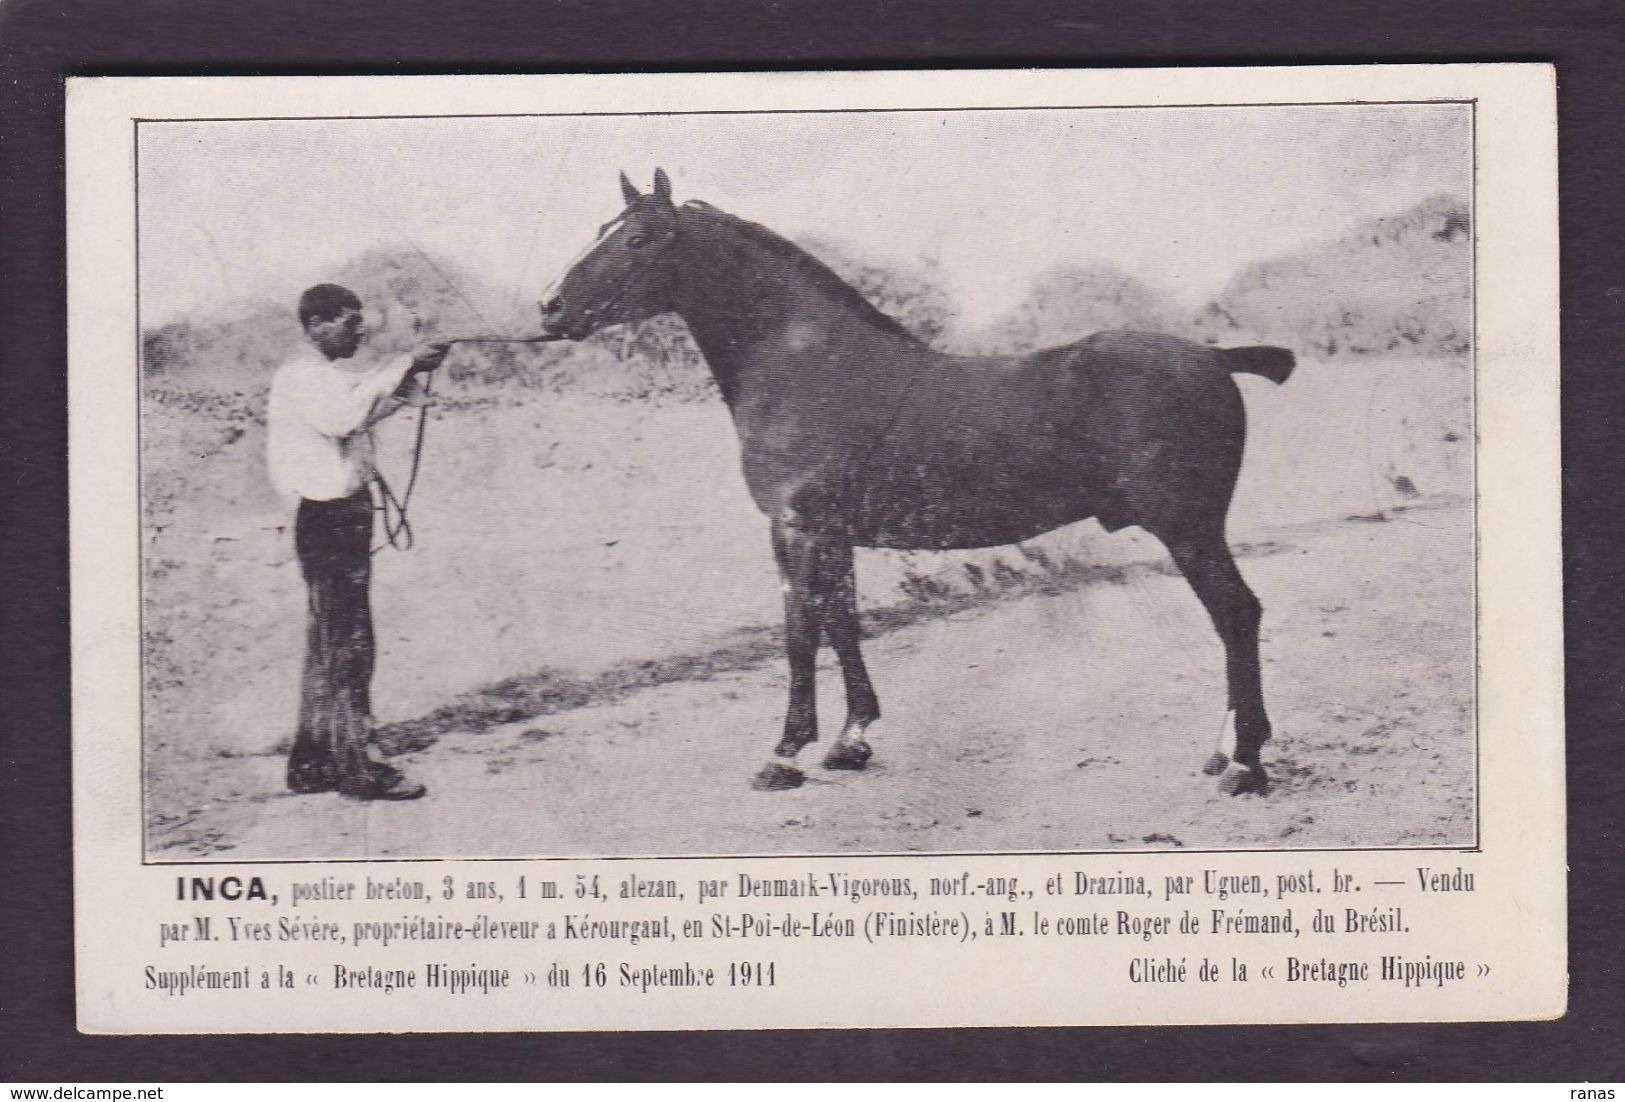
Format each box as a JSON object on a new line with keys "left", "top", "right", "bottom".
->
{"left": 1217, "top": 345, "right": 1295, "bottom": 385}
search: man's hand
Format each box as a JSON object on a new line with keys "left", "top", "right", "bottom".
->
{"left": 408, "top": 341, "right": 452, "bottom": 374}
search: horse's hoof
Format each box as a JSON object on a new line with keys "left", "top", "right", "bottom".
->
{"left": 822, "top": 741, "right": 873, "bottom": 771}
{"left": 752, "top": 761, "right": 805, "bottom": 790}
{"left": 1202, "top": 751, "right": 1231, "bottom": 776}
{"left": 1218, "top": 763, "right": 1268, "bottom": 797}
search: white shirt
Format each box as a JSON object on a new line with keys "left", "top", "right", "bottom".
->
{"left": 266, "top": 347, "right": 420, "bottom": 501}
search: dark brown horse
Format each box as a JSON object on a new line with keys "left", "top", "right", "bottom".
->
{"left": 540, "top": 169, "right": 1294, "bottom": 796}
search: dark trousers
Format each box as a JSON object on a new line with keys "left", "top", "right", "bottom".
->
{"left": 289, "top": 488, "right": 375, "bottom": 784}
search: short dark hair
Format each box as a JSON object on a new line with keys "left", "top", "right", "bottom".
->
{"left": 297, "top": 283, "right": 362, "bottom": 328}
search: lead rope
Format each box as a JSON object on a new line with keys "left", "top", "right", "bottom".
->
{"left": 369, "top": 336, "right": 563, "bottom": 555}
{"left": 358, "top": 191, "right": 586, "bottom": 555}
{"left": 372, "top": 371, "right": 433, "bottom": 555}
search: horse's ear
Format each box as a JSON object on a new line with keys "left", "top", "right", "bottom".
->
{"left": 652, "top": 168, "right": 672, "bottom": 204}
{"left": 620, "top": 171, "right": 640, "bottom": 205}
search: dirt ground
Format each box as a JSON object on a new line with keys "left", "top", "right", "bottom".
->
{"left": 146, "top": 498, "right": 1475, "bottom": 860}
{"left": 140, "top": 353, "right": 1474, "bottom": 858}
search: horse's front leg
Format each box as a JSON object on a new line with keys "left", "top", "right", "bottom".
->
{"left": 752, "top": 514, "right": 824, "bottom": 790}
{"left": 818, "top": 541, "right": 880, "bottom": 771}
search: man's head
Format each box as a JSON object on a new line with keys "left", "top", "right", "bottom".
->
{"left": 298, "top": 283, "right": 365, "bottom": 360}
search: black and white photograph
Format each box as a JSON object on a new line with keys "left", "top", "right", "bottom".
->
{"left": 132, "top": 99, "right": 1480, "bottom": 862}
{"left": 58, "top": 63, "right": 1566, "bottom": 1037}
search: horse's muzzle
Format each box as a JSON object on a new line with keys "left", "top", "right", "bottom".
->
{"left": 538, "top": 296, "right": 568, "bottom": 337}
{"left": 539, "top": 298, "right": 599, "bottom": 342}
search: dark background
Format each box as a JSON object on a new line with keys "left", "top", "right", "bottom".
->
{"left": 2, "top": 0, "right": 1620, "bottom": 1082}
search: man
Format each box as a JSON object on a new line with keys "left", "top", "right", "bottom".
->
{"left": 267, "top": 283, "right": 448, "bottom": 800}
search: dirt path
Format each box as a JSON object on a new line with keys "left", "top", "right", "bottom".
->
{"left": 153, "top": 501, "right": 1474, "bottom": 860}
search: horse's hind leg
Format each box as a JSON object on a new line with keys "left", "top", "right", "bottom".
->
{"left": 753, "top": 515, "right": 824, "bottom": 790}
{"left": 1163, "top": 526, "right": 1272, "bottom": 796}
{"left": 816, "top": 542, "right": 881, "bottom": 771}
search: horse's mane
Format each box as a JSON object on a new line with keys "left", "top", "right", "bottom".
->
{"left": 679, "top": 200, "right": 918, "bottom": 342}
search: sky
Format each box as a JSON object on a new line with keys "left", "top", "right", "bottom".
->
{"left": 137, "top": 103, "right": 1471, "bottom": 333}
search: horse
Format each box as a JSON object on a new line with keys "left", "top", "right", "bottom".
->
{"left": 539, "top": 169, "right": 1294, "bottom": 796}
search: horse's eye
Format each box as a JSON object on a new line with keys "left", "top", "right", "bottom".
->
{"left": 628, "top": 234, "right": 648, "bottom": 248}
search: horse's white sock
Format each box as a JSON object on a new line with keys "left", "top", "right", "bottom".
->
{"left": 1216, "top": 710, "right": 1238, "bottom": 760}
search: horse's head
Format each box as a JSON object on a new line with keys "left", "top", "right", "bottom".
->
{"left": 539, "top": 169, "right": 681, "bottom": 340}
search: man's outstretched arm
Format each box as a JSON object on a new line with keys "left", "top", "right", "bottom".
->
{"left": 300, "top": 343, "right": 448, "bottom": 437}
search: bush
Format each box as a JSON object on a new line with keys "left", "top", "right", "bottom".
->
{"left": 1194, "top": 193, "right": 1471, "bottom": 357}
{"left": 142, "top": 237, "right": 957, "bottom": 408}
{"left": 969, "top": 264, "right": 1187, "bottom": 354}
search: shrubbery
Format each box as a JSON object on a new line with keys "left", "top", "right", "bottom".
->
{"left": 965, "top": 264, "right": 1185, "bottom": 354}
{"left": 141, "top": 193, "right": 1471, "bottom": 413}
{"left": 1192, "top": 193, "right": 1471, "bottom": 357}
